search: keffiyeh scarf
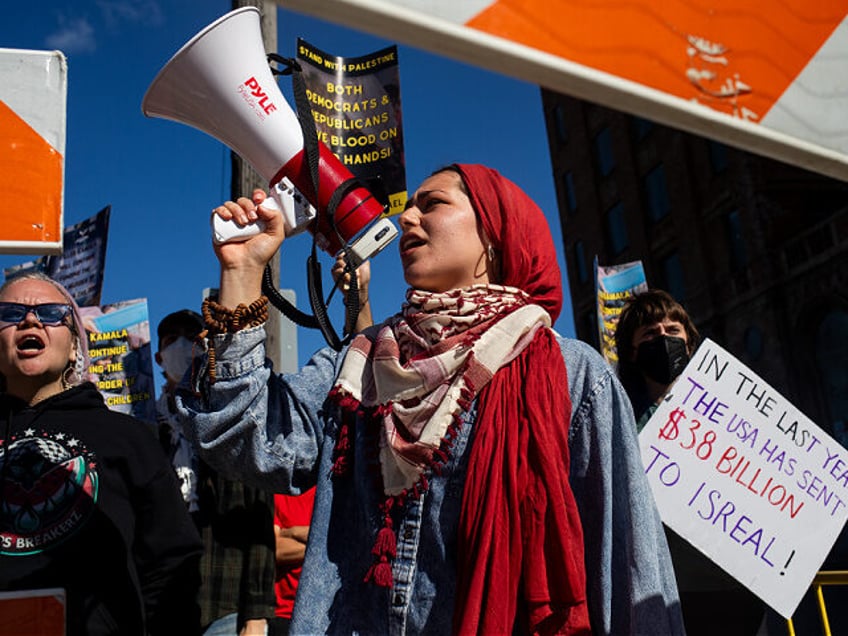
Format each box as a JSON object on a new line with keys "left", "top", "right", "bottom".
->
{"left": 330, "top": 284, "right": 589, "bottom": 634}
{"left": 333, "top": 285, "right": 544, "bottom": 494}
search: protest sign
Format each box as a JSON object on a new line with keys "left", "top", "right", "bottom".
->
{"left": 296, "top": 39, "right": 407, "bottom": 215}
{"left": 640, "top": 338, "right": 848, "bottom": 617}
{"left": 594, "top": 258, "right": 647, "bottom": 367}
{"left": 81, "top": 298, "right": 156, "bottom": 425}
{"left": 0, "top": 588, "right": 65, "bottom": 636}
{"left": 2, "top": 206, "right": 110, "bottom": 307}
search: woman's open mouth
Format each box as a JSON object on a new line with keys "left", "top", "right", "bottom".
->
{"left": 400, "top": 236, "right": 426, "bottom": 255}
{"left": 16, "top": 334, "right": 46, "bottom": 353}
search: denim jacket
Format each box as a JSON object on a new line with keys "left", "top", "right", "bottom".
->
{"left": 177, "top": 326, "right": 684, "bottom": 635}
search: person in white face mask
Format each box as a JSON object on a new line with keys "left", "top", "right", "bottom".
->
{"left": 155, "top": 309, "right": 206, "bottom": 510}
{"left": 160, "top": 330, "right": 197, "bottom": 384}
{"left": 155, "top": 309, "right": 276, "bottom": 636}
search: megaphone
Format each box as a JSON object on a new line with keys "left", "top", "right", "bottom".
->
{"left": 141, "top": 6, "right": 396, "bottom": 263}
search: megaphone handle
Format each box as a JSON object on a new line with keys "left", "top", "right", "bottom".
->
{"left": 210, "top": 197, "right": 281, "bottom": 245}
{"left": 211, "top": 215, "right": 266, "bottom": 245}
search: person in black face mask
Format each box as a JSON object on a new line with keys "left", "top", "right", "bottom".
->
{"left": 614, "top": 289, "right": 699, "bottom": 432}
{"left": 615, "top": 289, "right": 766, "bottom": 636}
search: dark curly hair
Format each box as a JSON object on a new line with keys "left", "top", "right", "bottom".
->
{"left": 615, "top": 289, "right": 700, "bottom": 416}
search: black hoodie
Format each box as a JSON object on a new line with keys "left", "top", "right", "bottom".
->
{"left": 0, "top": 382, "right": 203, "bottom": 635}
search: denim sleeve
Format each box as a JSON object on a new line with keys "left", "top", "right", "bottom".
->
{"left": 561, "top": 337, "right": 685, "bottom": 636}
{"left": 176, "top": 325, "right": 340, "bottom": 495}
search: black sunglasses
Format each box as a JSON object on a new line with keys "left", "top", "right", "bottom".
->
{"left": 0, "top": 302, "right": 73, "bottom": 327}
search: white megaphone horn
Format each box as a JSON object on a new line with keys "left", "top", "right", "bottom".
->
{"left": 141, "top": 6, "right": 396, "bottom": 263}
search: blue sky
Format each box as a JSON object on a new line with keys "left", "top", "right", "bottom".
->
{"left": 1, "top": 0, "right": 576, "bottom": 382}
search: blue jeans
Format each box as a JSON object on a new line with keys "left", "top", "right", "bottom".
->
{"left": 204, "top": 613, "right": 269, "bottom": 636}
{"left": 203, "top": 613, "right": 237, "bottom": 636}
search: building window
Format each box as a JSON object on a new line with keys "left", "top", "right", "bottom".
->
{"left": 573, "top": 240, "right": 589, "bottom": 284}
{"left": 594, "top": 127, "right": 615, "bottom": 177}
{"left": 644, "top": 164, "right": 670, "bottom": 223}
{"left": 744, "top": 325, "right": 764, "bottom": 361}
{"left": 815, "top": 309, "right": 848, "bottom": 444}
{"left": 562, "top": 171, "right": 577, "bottom": 215}
{"left": 659, "top": 251, "right": 686, "bottom": 300}
{"left": 554, "top": 104, "right": 568, "bottom": 144}
{"left": 709, "top": 140, "right": 728, "bottom": 173}
{"left": 606, "top": 202, "right": 628, "bottom": 255}
{"left": 726, "top": 209, "right": 747, "bottom": 271}
{"left": 632, "top": 116, "right": 654, "bottom": 140}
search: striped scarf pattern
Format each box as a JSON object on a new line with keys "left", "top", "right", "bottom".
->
{"left": 332, "top": 284, "right": 549, "bottom": 496}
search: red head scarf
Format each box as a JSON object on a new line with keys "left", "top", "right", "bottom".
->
{"left": 450, "top": 165, "right": 589, "bottom": 635}
{"left": 452, "top": 164, "right": 563, "bottom": 322}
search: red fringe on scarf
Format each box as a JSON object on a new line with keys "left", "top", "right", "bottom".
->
{"left": 328, "top": 375, "right": 473, "bottom": 589}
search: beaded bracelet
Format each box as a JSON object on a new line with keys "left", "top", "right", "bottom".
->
{"left": 202, "top": 295, "right": 269, "bottom": 334}
{"left": 201, "top": 295, "right": 269, "bottom": 382}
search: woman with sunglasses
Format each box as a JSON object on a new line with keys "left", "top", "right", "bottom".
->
{"left": 0, "top": 272, "right": 203, "bottom": 636}
{"left": 179, "top": 165, "right": 684, "bottom": 635}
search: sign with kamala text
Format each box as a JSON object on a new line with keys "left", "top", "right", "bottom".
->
{"left": 639, "top": 339, "right": 848, "bottom": 617}
{"left": 80, "top": 298, "right": 156, "bottom": 425}
{"left": 594, "top": 258, "right": 647, "bottom": 368}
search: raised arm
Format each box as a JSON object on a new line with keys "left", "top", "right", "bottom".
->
{"left": 176, "top": 190, "right": 339, "bottom": 493}
{"left": 213, "top": 188, "right": 284, "bottom": 308}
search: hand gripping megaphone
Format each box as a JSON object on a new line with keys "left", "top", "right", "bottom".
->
{"left": 141, "top": 6, "right": 397, "bottom": 265}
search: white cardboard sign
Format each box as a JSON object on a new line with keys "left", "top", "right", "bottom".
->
{"left": 640, "top": 338, "right": 848, "bottom": 618}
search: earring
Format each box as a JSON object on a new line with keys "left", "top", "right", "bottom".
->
{"left": 487, "top": 244, "right": 495, "bottom": 263}
{"left": 76, "top": 347, "right": 86, "bottom": 379}
{"left": 61, "top": 365, "right": 74, "bottom": 390}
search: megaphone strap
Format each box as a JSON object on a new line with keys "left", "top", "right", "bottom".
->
{"left": 306, "top": 243, "right": 342, "bottom": 351}
{"left": 267, "top": 53, "right": 298, "bottom": 77}
{"left": 261, "top": 52, "right": 363, "bottom": 352}
{"left": 261, "top": 265, "right": 319, "bottom": 330}
{"left": 268, "top": 54, "right": 320, "bottom": 206}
